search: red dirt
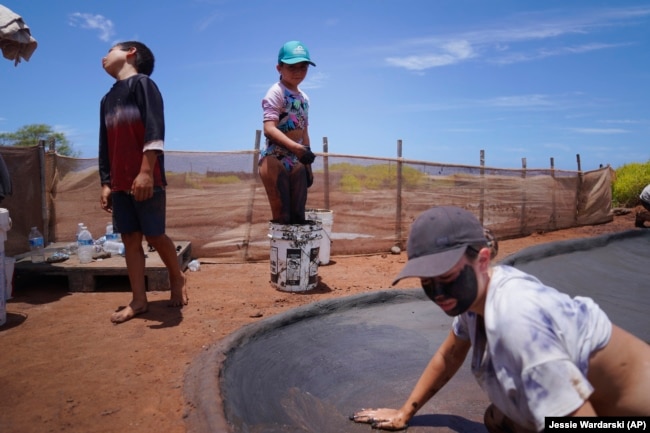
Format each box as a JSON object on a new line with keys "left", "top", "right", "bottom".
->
{"left": 0, "top": 209, "right": 639, "bottom": 433}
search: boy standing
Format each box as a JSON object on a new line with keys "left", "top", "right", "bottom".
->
{"left": 99, "top": 41, "right": 187, "bottom": 324}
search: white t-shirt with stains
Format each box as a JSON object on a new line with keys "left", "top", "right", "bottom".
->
{"left": 640, "top": 185, "right": 650, "bottom": 204}
{"left": 453, "top": 265, "right": 611, "bottom": 432}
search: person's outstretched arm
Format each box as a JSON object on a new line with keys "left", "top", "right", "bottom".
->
{"left": 351, "top": 330, "right": 471, "bottom": 431}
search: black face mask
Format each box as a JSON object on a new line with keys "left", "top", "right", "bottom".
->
{"left": 421, "top": 265, "right": 478, "bottom": 316}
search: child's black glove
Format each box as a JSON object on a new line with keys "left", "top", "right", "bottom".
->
{"left": 299, "top": 148, "right": 316, "bottom": 165}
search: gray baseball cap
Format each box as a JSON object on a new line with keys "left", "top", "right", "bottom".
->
{"left": 392, "top": 206, "right": 487, "bottom": 285}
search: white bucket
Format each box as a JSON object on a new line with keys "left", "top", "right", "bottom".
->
{"left": 268, "top": 221, "right": 322, "bottom": 292}
{"left": 0, "top": 208, "right": 10, "bottom": 327}
{"left": 305, "top": 209, "right": 334, "bottom": 265}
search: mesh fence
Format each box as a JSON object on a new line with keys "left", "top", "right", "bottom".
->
{"left": 0, "top": 141, "right": 614, "bottom": 262}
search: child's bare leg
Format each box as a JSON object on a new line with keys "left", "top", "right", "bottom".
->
{"left": 146, "top": 233, "right": 188, "bottom": 307}
{"left": 289, "top": 163, "right": 308, "bottom": 223}
{"left": 259, "top": 156, "right": 291, "bottom": 224}
{"left": 111, "top": 232, "right": 148, "bottom": 323}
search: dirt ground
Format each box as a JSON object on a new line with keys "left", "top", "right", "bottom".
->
{"left": 0, "top": 209, "right": 640, "bottom": 433}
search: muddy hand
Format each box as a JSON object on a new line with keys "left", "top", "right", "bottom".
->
{"left": 299, "top": 147, "right": 315, "bottom": 165}
{"left": 350, "top": 408, "right": 409, "bottom": 431}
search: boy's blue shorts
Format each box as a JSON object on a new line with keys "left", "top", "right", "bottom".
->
{"left": 111, "top": 187, "right": 166, "bottom": 237}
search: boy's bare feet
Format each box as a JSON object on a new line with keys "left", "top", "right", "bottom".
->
{"left": 111, "top": 303, "right": 148, "bottom": 324}
{"left": 169, "top": 274, "right": 188, "bottom": 307}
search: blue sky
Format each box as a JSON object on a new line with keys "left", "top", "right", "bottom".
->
{"left": 1, "top": 1, "right": 648, "bottom": 171}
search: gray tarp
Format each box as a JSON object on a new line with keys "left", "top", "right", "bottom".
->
{"left": 0, "top": 4, "right": 37, "bottom": 65}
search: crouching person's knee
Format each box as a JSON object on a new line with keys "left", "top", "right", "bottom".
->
{"left": 484, "top": 404, "right": 538, "bottom": 433}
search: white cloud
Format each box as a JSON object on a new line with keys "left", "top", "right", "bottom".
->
{"left": 383, "top": 5, "right": 650, "bottom": 71}
{"left": 196, "top": 11, "right": 223, "bottom": 32}
{"left": 395, "top": 93, "right": 563, "bottom": 112}
{"left": 493, "top": 42, "right": 630, "bottom": 64}
{"left": 301, "top": 71, "right": 328, "bottom": 90}
{"left": 568, "top": 127, "right": 630, "bottom": 134}
{"left": 600, "top": 118, "right": 647, "bottom": 125}
{"left": 484, "top": 94, "right": 554, "bottom": 108}
{"left": 68, "top": 13, "right": 115, "bottom": 42}
{"left": 386, "top": 40, "right": 474, "bottom": 70}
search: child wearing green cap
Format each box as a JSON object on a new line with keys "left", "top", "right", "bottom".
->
{"left": 259, "top": 40, "right": 316, "bottom": 224}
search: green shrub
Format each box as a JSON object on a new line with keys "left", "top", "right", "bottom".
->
{"left": 205, "top": 175, "right": 240, "bottom": 185}
{"left": 612, "top": 161, "right": 650, "bottom": 207}
{"left": 330, "top": 162, "right": 425, "bottom": 191}
{"left": 340, "top": 174, "right": 362, "bottom": 193}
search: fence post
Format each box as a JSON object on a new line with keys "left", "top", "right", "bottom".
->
{"left": 37, "top": 140, "right": 48, "bottom": 243}
{"left": 322, "top": 136, "right": 330, "bottom": 210}
{"left": 46, "top": 139, "right": 58, "bottom": 242}
{"left": 575, "top": 154, "right": 582, "bottom": 226}
{"left": 520, "top": 158, "right": 527, "bottom": 235}
{"left": 243, "top": 130, "right": 262, "bottom": 260}
{"left": 395, "top": 139, "right": 403, "bottom": 249}
{"left": 550, "top": 157, "right": 557, "bottom": 230}
{"left": 253, "top": 129, "right": 261, "bottom": 176}
{"left": 478, "top": 149, "right": 485, "bottom": 225}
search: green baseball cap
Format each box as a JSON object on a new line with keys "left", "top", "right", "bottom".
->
{"left": 278, "top": 41, "right": 316, "bottom": 66}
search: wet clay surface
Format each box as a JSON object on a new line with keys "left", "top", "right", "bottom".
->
{"left": 193, "top": 227, "right": 650, "bottom": 433}
{"left": 0, "top": 210, "right": 641, "bottom": 433}
{"left": 209, "top": 291, "right": 490, "bottom": 433}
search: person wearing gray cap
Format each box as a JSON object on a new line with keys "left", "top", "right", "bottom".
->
{"left": 352, "top": 206, "right": 650, "bottom": 432}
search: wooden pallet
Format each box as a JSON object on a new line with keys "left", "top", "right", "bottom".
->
{"left": 15, "top": 241, "right": 192, "bottom": 292}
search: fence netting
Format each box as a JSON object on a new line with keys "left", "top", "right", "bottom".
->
{"left": 0, "top": 144, "right": 614, "bottom": 262}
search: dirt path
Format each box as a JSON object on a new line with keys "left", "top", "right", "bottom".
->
{"left": 0, "top": 210, "right": 638, "bottom": 433}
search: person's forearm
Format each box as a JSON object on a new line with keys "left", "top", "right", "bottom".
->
{"left": 301, "top": 126, "right": 310, "bottom": 147}
{"left": 400, "top": 332, "right": 470, "bottom": 421}
{"left": 263, "top": 123, "right": 305, "bottom": 154}
{"left": 398, "top": 354, "right": 455, "bottom": 419}
{"left": 139, "top": 149, "right": 159, "bottom": 176}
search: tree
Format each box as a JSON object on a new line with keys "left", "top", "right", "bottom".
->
{"left": 0, "top": 123, "right": 80, "bottom": 157}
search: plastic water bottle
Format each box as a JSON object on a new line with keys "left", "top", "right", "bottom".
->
{"left": 77, "top": 225, "right": 94, "bottom": 264}
{"left": 105, "top": 222, "right": 119, "bottom": 241}
{"left": 103, "top": 240, "right": 125, "bottom": 256}
{"left": 68, "top": 222, "right": 84, "bottom": 254}
{"left": 28, "top": 226, "right": 45, "bottom": 263}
